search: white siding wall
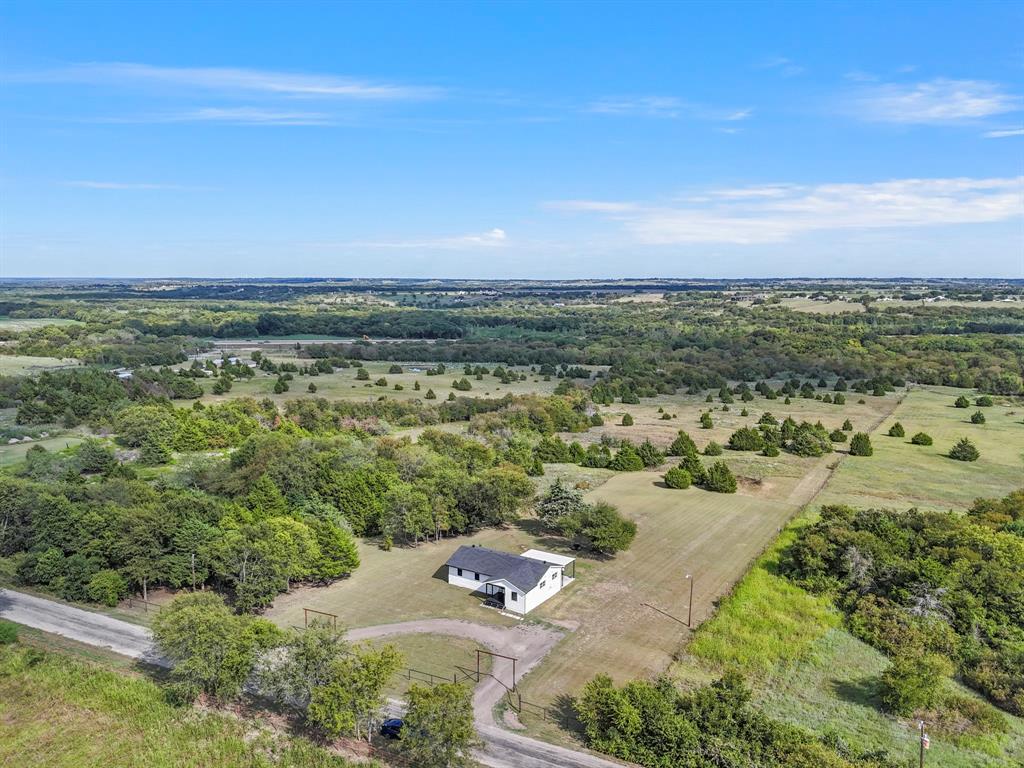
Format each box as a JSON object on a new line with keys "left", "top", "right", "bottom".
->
{"left": 447, "top": 565, "right": 490, "bottom": 590}
{"left": 521, "top": 566, "right": 563, "bottom": 613}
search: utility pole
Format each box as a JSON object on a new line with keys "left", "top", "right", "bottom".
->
{"left": 685, "top": 573, "right": 694, "bottom": 628}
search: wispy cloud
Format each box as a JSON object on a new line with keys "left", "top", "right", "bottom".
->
{"left": 847, "top": 78, "right": 1021, "bottom": 124}
{"left": 14, "top": 62, "right": 443, "bottom": 101}
{"left": 315, "top": 228, "right": 508, "bottom": 250}
{"left": 548, "top": 177, "right": 1024, "bottom": 245}
{"left": 115, "top": 107, "right": 335, "bottom": 126}
{"left": 757, "top": 56, "right": 804, "bottom": 77}
{"left": 983, "top": 127, "right": 1024, "bottom": 139}
{"left": 586, "top": 96, "right": 752, "bottom": 122}
{"left": 61, "top": 180, "right": 185, "bottom": 190}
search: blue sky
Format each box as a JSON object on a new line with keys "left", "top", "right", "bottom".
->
{"left": 1, "top": 0, "right": 1022, "bottom": 278}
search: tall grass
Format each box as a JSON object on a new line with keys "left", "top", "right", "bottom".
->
{"left": 0, "top": 644, "right": 367, "bottom": 768}
{"left": 688, "top": 522, "right": 839, "bottom": 674}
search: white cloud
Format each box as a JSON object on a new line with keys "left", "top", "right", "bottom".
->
{"left": 849, "top": 78, "right": 1020, "bottom": 124}
{"left": 158, "top": 107, "right": 332, "bottom": 125}
{"left": 549, "top": 177, "right": 1024, "bottom": 245}
{"left": 16, "top": 62, "right": 442, "bottom": 100}
{"left": 586, "top": 96, "right": 752, "bottom": 122}
{"left": 983, "top": 127, "right": 1024, "bottom": 139}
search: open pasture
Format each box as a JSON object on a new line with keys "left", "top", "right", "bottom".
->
{"left": 0, "top": 317, "right": 83, "bottom": 332}
{"left": 817, "top": 385, "right": 1023, "bottom": 512}
{"left": 184, "top": 353, "right": 574, "bottom": 407}
{"left": 0, "top": 355, "right": 78, "bottom": 376}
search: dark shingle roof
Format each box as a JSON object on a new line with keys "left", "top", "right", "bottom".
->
{"left": 446, "top": 545, "right": 549, "bottom": 592}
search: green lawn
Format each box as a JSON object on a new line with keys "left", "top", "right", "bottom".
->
{"left": 0, "top": 435, "right": 84, "bottom": 467}
{"left": 817, "top": 385, "right": 1023, "bottom": 511}
{"left": 0, "top": 317, "right": 83, "bottom": 331}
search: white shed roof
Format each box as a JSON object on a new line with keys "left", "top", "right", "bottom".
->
{"left": 520, "top": 549, "right": 575, "bottom": 567}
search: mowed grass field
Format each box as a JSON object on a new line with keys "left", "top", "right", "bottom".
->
{"left": 817, "top": 385, "right": 1023, "bottom": 511}
{"left": 0, "top": 354, "right": 78, "bottom": 376}
{"left": 516, "top": 472, "right": 802, "bottom": 708}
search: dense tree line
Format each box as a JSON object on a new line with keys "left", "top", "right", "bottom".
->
{"left": 575, "top": 672, "right": 900, "bottom": 768}
{"left": 784, "top": 492, "right": 1024, "bottom": 715}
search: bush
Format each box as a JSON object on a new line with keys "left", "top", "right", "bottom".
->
{"left": 949, "top": 438, "right": 980, "bottom": 461}
{"left": 703, "top": 441, "right": 722, "bottom": 456}
{"left": 910, "top": 432, "right": 933, "bottom": 445}
{"left": 699, "top": 412, "right": 713, "bottom": 429}
{"left": 727, "top": 427, "right": 764, "bottom": 452}
{"left": 829, "top": 429, "right": 847, "bottom": 443}
{"left": 975, "top": 395, "right": 994, "bottom": 407}
{"left": 842, "top": 419, "right": 853, "bottom": 431}
{"left": 762, "top": 443, "right": 780, "bottom": 457}
{"left": 0, "top": 619, "right": 17, "bottom": 645}
{"left": 887, "top": 422, "right": 905, "bottom": 437}
{"left": 664, "top": 467, "right": 692, "bottom": 489}
{"left": 880, "top": 653, "right": 953, "bottom": 715}
{"left": 849, "top": 433, "right": 873, "bottom": 456}
{"left": 954, "top": 395, "right": 970, "bottom": 408}
{"left": 620, "top": 413, "right": 633, "bottom": 426}
{"left": 667, "top": 430, "right": 698, "bottom": 457}
{"left": 704, "top": 461, "right": 737, "bottom": 493}
{"left": 608, "top": 444, "right": 644, "bottom": 472}
{"left": 86, "top": 569, "right": 127, "bottom": 607}
{"left": 971, "top": 410, "right": 986, "bottom": 424}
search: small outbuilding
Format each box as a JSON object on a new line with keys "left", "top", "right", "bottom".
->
{"left": 444, "top": 545, "right": 575, "bottom": 615}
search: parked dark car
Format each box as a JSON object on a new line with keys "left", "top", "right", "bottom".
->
{"left": 380, "top": 718, "right": 404, "bottom": 739}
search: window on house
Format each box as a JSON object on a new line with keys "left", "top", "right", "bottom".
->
{"left": 539, "top": 580, "right": 546, "bottom": 589}
{"left": 511, "top": 592, "right": 518, "bottom": 601}
{"left": 456, "top": 568, "right": 463, "bottom": 577}
{"left": 474, "top": 572, "right": 480, "bottom": 580}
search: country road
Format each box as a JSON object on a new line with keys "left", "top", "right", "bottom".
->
{"left": 0, "top": 588, "right": 629, "bottom": 768}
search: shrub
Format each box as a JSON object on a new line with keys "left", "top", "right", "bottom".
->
{"left": 388, "top": 364, "right": 403, "bottom": 374}
{"left": 954, "top": 395, "right": 970, "bottom": 408}
{"left": 679, "top": 454, "right": 707, "bottom": 485}
{"left": 668, "top": 430, "right": 698, "bottom": 457}
{"left": 727, "top": 427, "right": 764, "bottom": 452}
{"left": 762, "top": 443, "right": 780, "bottom": 457}
{"left": 664, "top": 467, "right": 692, "bottom": 489}
{"left": 949, "top": 438, "right": 980, "bottom": 461}
{"left": 880, "top": 653, "right": 952, "bottom": 715}
{"left": 703, "top": 441, "right": 723, "bottom": 456}
{"left": 970, "top": 410, "right": 986, "bottom": 424}
{"left": 842, "top": 419, "right": 853, "bottom": 431}
{"left": 699, "top": 412, "right": 713, "bottom": 429}
{"left": 887, "top": 422, "right": 905, "bottom": 437}
{"left": 424, "top": 388, "right": 437, "bottom": 399}
{"left": 86, "top": 569, "right": 127, "bottom": 607}
{"left": 829, "top": 429, "right": 847, "bottom": 443}
{"left": 849, "top": 433, "right": 873, "bottom": 456}
{"left": 975, "top": 395, "right": 994, "bottom": 407}
{"left": 704, "top": 461, "right": 737, "bottom": 493}
{"left": 608, "top": 444, "right": 644, "bottom": 472}
{"left": 911, "top": 432, "right": 933, "bottom": 445}
{"left": 356, "top": 368, "right": 370, "bottom": 381}
{"left": 620, "top": 413, "right": 634, "bottom": 426}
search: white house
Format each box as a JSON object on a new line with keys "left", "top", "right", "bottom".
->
{"left": 444, "top": 545, "right": 575, "bottom": 615}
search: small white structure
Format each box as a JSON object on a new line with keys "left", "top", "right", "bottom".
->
{"left": 444, "top": 545, "right": 575, "bottom": 615}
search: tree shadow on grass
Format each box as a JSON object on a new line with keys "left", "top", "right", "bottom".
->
{"left": 512, "top": 518, "right": 577, "bottom": 553}
{"left": 833, "top": 675, "right": 883, "bottom": 710}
